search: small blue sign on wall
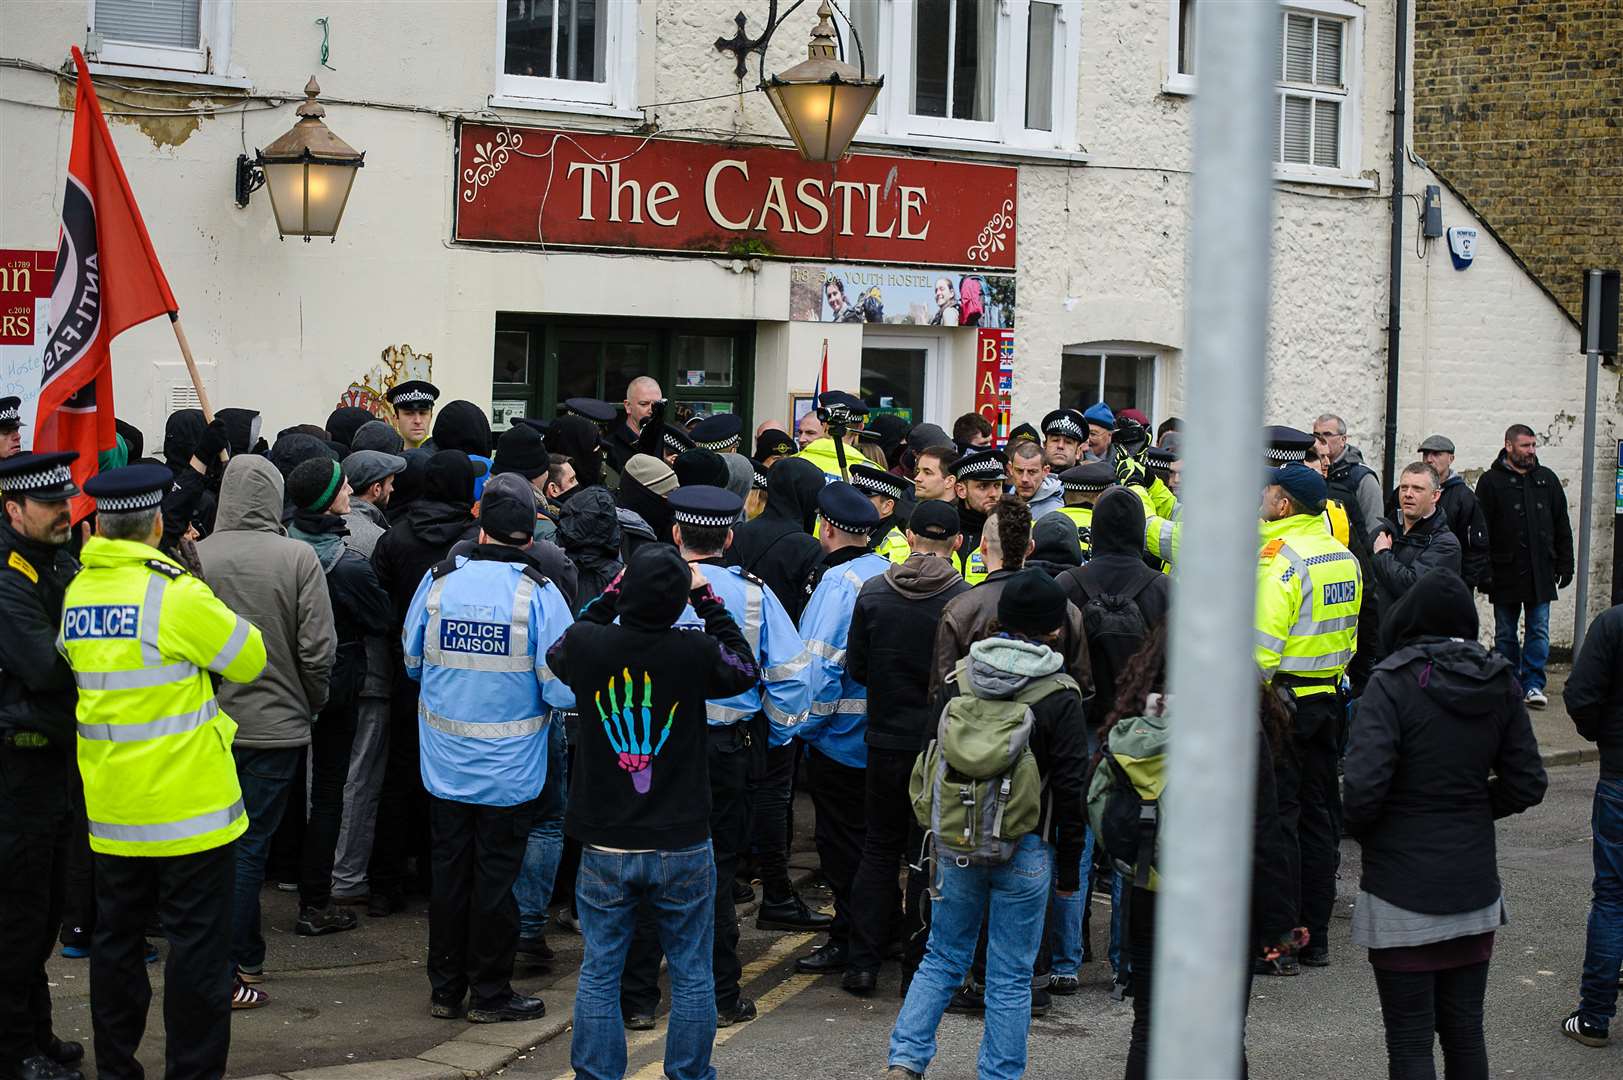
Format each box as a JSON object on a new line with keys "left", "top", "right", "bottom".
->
{"left": 1447, "top": 226, "right": 1478, "bottom": 270}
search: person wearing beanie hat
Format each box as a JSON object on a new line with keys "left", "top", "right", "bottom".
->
{"left": 1256, "top": 459, "right": 1363, "bottom": 971}
{"left": 791, "top": 483, "right": 893, "bottom": 981}
{"left": 491, "top": 423, "right": 550, "bottom": 482}
{"left": 617, "top": 454, "right": 677, "bottom": 548}
{"left": 399, "top": 460, "right": 577, "bottom": 1024}
{"left": 546, "top": 415, "right": 606, "bottom": 491}
{"left": 326, "top": 406, "right": 376, "bottom": 452}
{"left": 888, "top": 568, "right": 1087, "bottom": 1080}
{"left": 1082, "top": 402, "right": 1115, "bottom": 460}
{"left": 545, "top": 544, "right": 759, "bottom": 1076}
{"left": 1026, "top": 512, "right": 1083, "bottom": 577}
{"left": 673, "top": 447, "right": 731, "bottom": 490}
{"left": 426, "top": 401, "right": 495, "bottom": 497}
{"left": 754, "top": 427, "right": 797, "bottom": 465}
{"left": 349, "top": 418, "right": 403, "bottom": 455}
{"left": 284, "top": 455, "right": 393, "bottom": 940}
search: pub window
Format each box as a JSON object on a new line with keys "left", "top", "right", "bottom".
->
{"left": 1059, "top": 348, "right": 1158, "bottom": 426}
{"left": 843, "top": 0, "right": 1081, "bottom": 151}
{"left": 495, "top": 0, "right": 638, "bottom": 111}
{"left": 87, "top": 0, "right": 233, "bottom": 75}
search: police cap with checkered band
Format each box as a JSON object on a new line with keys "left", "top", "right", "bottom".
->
{"left": 0, "top": 450, "right": 80, "bottom": 503}
{"left": 385, "top": 380, "right": 439, "bottom": 409}
{"left": 668, "top": 484, "right": 745, "bottom": 528}
{"left": 83, "top": 463, "right": 173, "bottom": 512}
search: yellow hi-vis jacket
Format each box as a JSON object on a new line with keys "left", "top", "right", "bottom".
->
{"left": 61, "top": 537, "right": 267, "bottom": 857}
{"left": 1323, "top": 497, "right": 1351, "bottom": 548}
{"left": 1056, "top": 505, "right": 1094, "bottom": 560}
{"left": 873, "top": 524, "right": 912, "bottom": 564}
{"left": 1147, "top": 500, "right": 1344, "bottom": 568}
{"left": 1254, "top": 514, "right": 1362, "bottom": 698}
{"left": 797, "top": 437, "right": 871, "bottom": 482}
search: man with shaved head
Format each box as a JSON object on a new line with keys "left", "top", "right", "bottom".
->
{"left": 607, "top": 376, "right": 663, "bottom": 475}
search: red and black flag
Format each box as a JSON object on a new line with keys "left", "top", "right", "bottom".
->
{"left": 37, "top": 46, "right": 178, "bottom": 520}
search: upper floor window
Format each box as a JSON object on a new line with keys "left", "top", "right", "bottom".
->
{"left": 495, "top": 0, "right": 637, "bottom": 112}
{"left": 845, "top": 0, "right": 1081, "bottom": 152}
{"left": 87, "top": 0, "right": 232, "bottom": 75}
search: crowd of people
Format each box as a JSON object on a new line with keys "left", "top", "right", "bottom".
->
{"left": 0, "top": 379, "right": 1617, "bottom": 1080}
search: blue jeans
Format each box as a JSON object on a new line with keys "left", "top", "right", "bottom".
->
{"left": 889, "top": 834, "right": 1051, "bottom": 1080}
{"left": 1579, "top": 778, "right": 1623, "bottom": 1031}
{"left": 514, "top": 720, "right": 567, "bottom": 938}
{"left": 231, "top": 746, "right": 301, "bottom": 972}
{"left": 1492, "top": 600, "right": 1551, "bottom": 693}
{"left": 571, "top": 842, "right": 716, "bottom": 1080}
{"left": 1049, "top": 827, "right": 1095, "bottom": 978}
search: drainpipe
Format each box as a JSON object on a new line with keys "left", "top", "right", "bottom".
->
{"left": 1383, "top": 0, "right": 1409, "bottom": 490}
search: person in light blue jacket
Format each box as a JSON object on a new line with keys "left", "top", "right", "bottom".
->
{"left": 402, "top": 479, "right": 575, "bottom": 1025}
{"left": 621, "top": 485, "right": 814, "bottom": 1028}
{"left": 793, "top": 482, "right": 892, "bottom": 978}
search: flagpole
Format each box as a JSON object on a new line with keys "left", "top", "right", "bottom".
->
{"left": 167, "top": 314, "right": 214, "bottom": 423}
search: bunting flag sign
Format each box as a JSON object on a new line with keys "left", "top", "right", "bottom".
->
{"left": 36, "top": 46, "right": 179, "bottom": 519}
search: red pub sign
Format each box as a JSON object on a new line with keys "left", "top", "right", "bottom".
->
{"left": 453, "top": 123, "right": 1018, "bottom": 271}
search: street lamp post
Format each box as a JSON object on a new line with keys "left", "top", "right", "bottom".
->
{"left": 235, "top": 77, "right": 365, "bottom": 242}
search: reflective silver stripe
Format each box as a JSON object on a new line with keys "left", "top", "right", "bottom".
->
{"left": 1254, "top": 630, "right": 1287, "bottom": 653}
{"left": 88, "top": 799, "right": 245, "bottom": 844}
{"left": 1157, "top": 519, "right": 1177, "bottom": 557}
{"left": 805, "top": 639, "right": 846, "bottom": 666}
{"left": 423, "top": 575, "right": 532, "bottom": 671}
{"left": 421, "top": 706, "right": 545, "bottom": 739}
{"left": 707, "top": 702, "right": 754, "bottom": 725}
{"left": 1276, "top": 544, "right": 1315, "bottom": 603}
{"left": 764, "top": 697, "right": 803, "bottom": 728}
{"left": 742, "top": 583, "right": 763, "bottom": 656}
{"left": 537, "top": 662, "right": 558, "bottom": 683}
{"left": 140, "top": 574, "right": 167, "bottom": 666}
{"left": 1277, "top": 649, "right": 1354, "bottom": 672}
{"left": 403, "top": 653, "right": 423, "bottom": 671}
{"left": 1291, "top": 612, "right": 1359, "bottom": 638}
{"left": 78, "top": 699, "right": 219, "bottom": 743}
{"left": 510, "top": 575, "right": 536, "bottom": 660}
{"left": 74, "top": 661, "right": 199, "bottom": 691}
{"left": 809, "top": 697, "right": 867, "bottom": 715}
{"left": 428, "top": 650, "right": 533, "bottom": 673}
{"left": 209, "top": 616, "right": 252, "bottom": 674}
{"left": 841, "top": 569, "right": 865, "bottom": 592}
{"left": 762, "top": 648, "right": 810, "bottom": 683}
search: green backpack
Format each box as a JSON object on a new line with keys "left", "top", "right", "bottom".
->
{"left": 910, "top": 663, "right": 1078, "bottom": 874}
{"left": 1086, "top": 712, "right": 1170, "bottom": 891}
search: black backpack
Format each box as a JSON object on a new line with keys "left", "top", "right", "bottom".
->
{"left": 1076, "top": 577, "right": 1153, "bottom": 718}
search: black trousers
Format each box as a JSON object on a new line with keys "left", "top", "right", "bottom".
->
{"left": 91, "top": 844, "right": 235, "bottom": 1080}
{"left": 847, "top": 746, "right": 926, "bottom": 974}
{"left": 807, "top": 747, "right": 866, "bottom": 947}
{"left": 300, "top": 699, "right": 359, "bottom": 910}
{"left": 1292, "top": 695, "right": 1343, "bottom": 948}
{"left": 427, "top": 795, "right": 534, "bottom": 1007}
{"left": 60, "top": 758, "right": 96, "bottom": 942}
{"left": 749, "top": 741, "right": 799, "bottom": 901}
{"left": 1372, "top": 962, "right": 1491, "bottom": 1080}
{"left": 372, "top": 680, "right": 430, "bottom": 900}
{"left": 0, "top": 745, "right": 70, "bottom": 1070}
{"left": 623, "top": 724, "right": 753, "bottom": 1014}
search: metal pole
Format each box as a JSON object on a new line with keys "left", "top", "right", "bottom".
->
{"left": 1149, "top": 1, "right": 1274, "bottom": 1076}
{"left": 1574, "top": 269, "right": 1602, "bottom": 654}
{"left": 1382, "top": 0, "right": 1410, "bottom": 491}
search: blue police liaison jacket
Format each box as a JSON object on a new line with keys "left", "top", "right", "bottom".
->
{"left": 673, "top": 560, "right": 811, "bottom": 745}
{"left": 403, "top": 545, "right": 576, "bottom": 806}
{"left": 796, "top": 551, "right": 891, "bottom": 768}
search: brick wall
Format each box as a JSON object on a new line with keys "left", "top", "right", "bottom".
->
{"left": 1412, "top": 0, "right": 1623, "bottom": 323}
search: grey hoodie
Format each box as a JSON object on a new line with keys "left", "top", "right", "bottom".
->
{"left": 197, "top": 456, "right": 337, "bottom": 747}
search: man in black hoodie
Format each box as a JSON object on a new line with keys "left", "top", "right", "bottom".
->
{"left": 369, "top": 451, "right": 483, "bottom": 914}
{"left": 729, "top": 455, "right": 824, "bottom": 624}
{"left": 844, "top": 501, "right": 970, "bottom": 994}
{"left": 546, "top": 545, "right": 758, "bottom": 1080}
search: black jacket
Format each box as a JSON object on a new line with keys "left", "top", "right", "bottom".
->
{"left": 848, "top": 554, "right": 970, "bottom": 752}
{"left": 547, "top": 574, "right": 758, "bottom": 850}
{"left": 1564, "top": 604, "right": 1623, "bottom": 780}
{"left": 558, "top": 486, "right": 624, "bottom": 612}
{"left": 1387, "top": 474, "right": 1489, "bottom": 588}
{"left": 292, "top": 512, "right": 395, "bottom": 708}
{"left": 1345, "top": 575, "right": 1547, "bottom": 914}
{"left": 604, "top": 420, "right": 640, "bottom": 478}
{"left": 449, "top": 534, "right": 578, "bottom": 612}
{"left": 1369, "top": 509, "right": 1462, "bottom": 608}
{"left": 728, "top": 457, "right": 824, "bottom": 624}
{"left": 1056, "top": 556, "right": 1170, "bottom": 630}
{"left": 1474, "top": 451, "right": 1574, "bottom": 604}
{"left": 371, "top": 499, "right": 480, "bottom": 627}
{"left": 0, "top": 522, "right": 79, "bottom": 747}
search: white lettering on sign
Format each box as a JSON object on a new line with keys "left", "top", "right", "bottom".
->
{"left": 899, "top": 186, "right": 929, "bottom": 241}
{"left": 705, "top": 160, "right": 754, "bottom": 230}
{"left": 647, "top": 181, "right": 680, "bottom": 227}
{"left": 63, "top": 604, "right": 140, "bottom": 640}
{"left": 794, "top": 178, "right": 829, "bottom": 234}
{"left": 439, "top": 620, "right": 513, "bottom": 655}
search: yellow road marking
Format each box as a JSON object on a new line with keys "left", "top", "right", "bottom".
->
{"left": 626, "top": 974, "right": 819, "bottom": 1079}
{"left": 548, "top": 931, "right": 816, "bottom": 1080}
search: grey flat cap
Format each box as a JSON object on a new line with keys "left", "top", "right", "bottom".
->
{"left": 343, "top": 449, "right": 408, "bottom": 491}
{"left": 1417, "top": 434, "right": 1455, "bottom": 454}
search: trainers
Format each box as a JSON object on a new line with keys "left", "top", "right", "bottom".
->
{"left": 717, "top": 998, "right": 757, "bottom": 1027}
{"left": 1049, "top": 974, "right": 1080, "bottom": 996}
{"left": 296, "top": 905, "right": 359, "bottom": 937}
{"left": 1562, "top": 1011, "right": 1609, "bottom": 1048}
{"left": 274, "top": 880, "right": 299, "bottom": 893}
{"left": 1254, "top": 954, "right": 1300, "bottom": 976}
{"left": 553, "top": 908, "right": 583, "bottom": 935}
{"left": 624, "top": 1012, "right": 656, "bottom": 1031}
{"left": 1525, "top": 688, "right": 1549, "bottom": 709}
{"left": 467, "top": 992, "right": 545, "bottom": 1024}
{"left": 59, "top": 928, "right": 89, "bottom": 959}
{"left": 946, "top": 982, "right": 985, "bottom": 1015}
{"left": 885, "top": 1067, "right": 925, "bottom": 1079}
{"left": 143, "top": 941, "right": 160, "bottom": 964}
{"left": 231, "top": 975, "right": 268, "bottom": 1010}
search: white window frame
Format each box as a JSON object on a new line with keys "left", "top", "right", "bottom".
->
{"left": 1163, "top": 0, "right": 1368, "bottom": 188}
{"left": 86, "top": 0, "right": 232, "bottom": 76}
{"left": 861, "top": 329, "right": 952, "bottom": 428}
{"left": 1060, "top": 344, "right": 1161, "bottom": 425}
{"left": 492, "top": 0, "right": 639, "bottom": 116}
{"left": 845, "top": 0, "right": 1082, "bottom": 155}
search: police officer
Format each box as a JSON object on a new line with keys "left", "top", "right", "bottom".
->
{"left": 691, "top": 412, "right": 744, "bottom": 455}
{"left": 659, "top": 423, "right": 695, "bottom": 466}
{"left": 793, "top": 483, "right": 892, "bottom": 977}
{"left": 0, "top": 452, "right": 84, "bottom": 1080}
{"left": 849, "top": 464, "right": 912, "bottom": 564}
{"left": 1255, "top": 462, "right": 1361, "bottom": 973}
{"left": 1055, "top": 460, "right": 1113, "bottom": 560}
{"left": 950, "top": 449, "right": 1007, "bottom": 585}
{"left": 0, "top": 397, "right": 25, "bottom": 459}
{"left": 386, "top": 380, "right": 440, "bottom": 450}
{"left": 402, "top": 475, "right": 576, "bottom": 1023}
{"left": 60, "top": 464, "right": 269, "bottom": 1076}
{"left": 620, "top": 485, "right": 813, "bottom": 1028}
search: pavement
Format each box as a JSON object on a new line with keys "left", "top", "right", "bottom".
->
{"left": 41, "top": 663, "right": 1611, "bottom": 1079}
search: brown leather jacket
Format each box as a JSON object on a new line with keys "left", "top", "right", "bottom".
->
{"left": 928, "top": 567, "right": 1093, "bottom": 706}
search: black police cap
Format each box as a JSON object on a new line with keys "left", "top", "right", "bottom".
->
{"left": 386, "top": 380, "right": 439, "bottom": 408}
{"left": 668, "top": 484, "right": 745, "bottom": 528}
{"left": 818, "top": 480, "right": 880, "bottom": 534}
{"left": 0, "top": 450, "right": 79, "bottom": 503}
{"left": 83, "top": 462, "right": 173, "bottom": 511}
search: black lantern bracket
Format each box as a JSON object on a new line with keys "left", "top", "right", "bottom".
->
{"left": 714, "top": 0, "right": 872, "bottom": 85}
{"left": 235, "top": 153, "right": 265, "bottom": 209}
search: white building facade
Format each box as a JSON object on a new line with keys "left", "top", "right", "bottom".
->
{"left": 0, "top": 0, "right": 1613, "bottom": 642}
